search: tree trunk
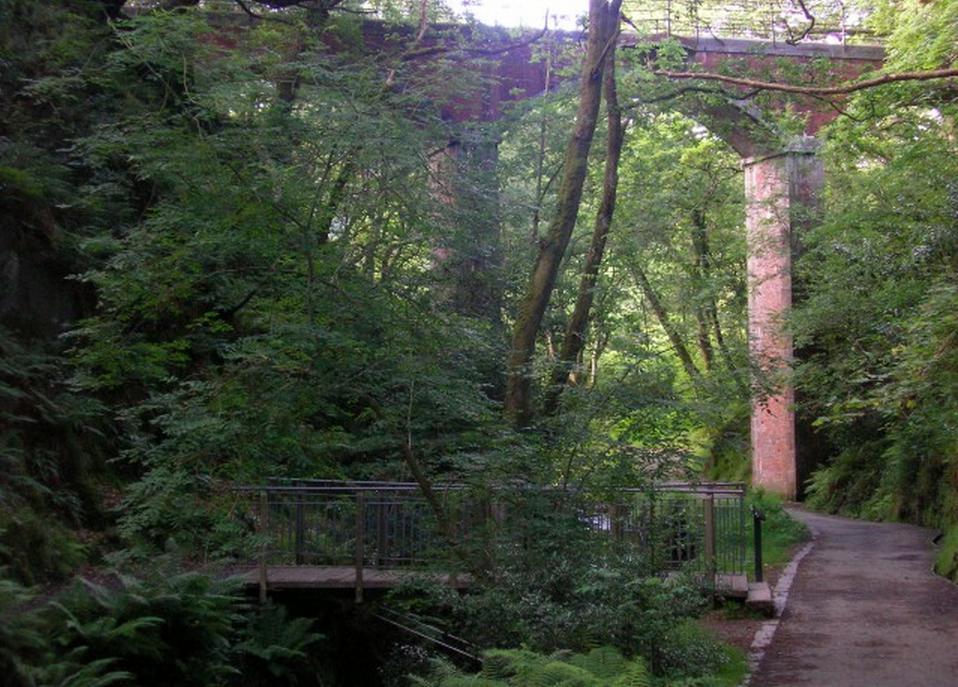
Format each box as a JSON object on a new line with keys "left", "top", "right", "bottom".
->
{"left": 691, "top": 208, "right": 715, "bottom": 370}
{"left": 631, "top": 264, "right": 701, "bottom": 381}
{"left": 544, "top": 41, "right": 623, "bottom": 415}
{"left": 588, "top": 329, "right": 609, "bottom": 388}
{"left": 503, "top": 0, "right": 621, "bottom": 426}
{"left": 690, "top": 209, "right": 749, "bottom": 393}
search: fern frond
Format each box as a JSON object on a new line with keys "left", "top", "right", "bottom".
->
{"left": 568, "top": 646, "right": 627, "bottom": 679}
{"left": 612, "top": 658, "right": 650, "bottom": 687}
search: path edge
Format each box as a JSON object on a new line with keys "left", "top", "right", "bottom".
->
{"left": 738, "top": 509, "right": 818, "bottom": 686}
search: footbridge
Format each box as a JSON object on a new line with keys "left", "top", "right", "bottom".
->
{"left": 235, "top": 479, "right": 755, "bottom": 603}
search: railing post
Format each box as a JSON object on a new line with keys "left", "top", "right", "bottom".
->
{"left": 611, "top": 503, "right": 624, "bottom": 542}
{"left": 704, "top": 494, "right": 717, "bottom": 584}
{"left": 649, "top": 497, "right": 657, "bottom": 571}
{"left": 739, "top": 492, "right": 746, "bottom": 574}
{"left": 752, "top": 506, "right": 766, "bottom": 583}
{"left": 376, "top": 493, "right": 387, "bottom": 568}
{"left": 355, "top": 491, "right": 365, "bottom": 603}
{"left": 294, "top": 498, "right": 305, "bottom": 565}
{"left": 258, "top": 490, "right": 269, "bottom": 604}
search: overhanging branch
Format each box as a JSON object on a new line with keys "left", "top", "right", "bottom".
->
{"left": 653, "top": 66, "right": 958, "bottom": 96}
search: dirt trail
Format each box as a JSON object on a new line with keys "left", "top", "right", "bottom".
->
{"left": 751, "top": 508, "right": 958, "bottom": 687}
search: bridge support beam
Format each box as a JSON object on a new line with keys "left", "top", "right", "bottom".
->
{"left": 744, "top": 137, "right": 823, "bottom": 500}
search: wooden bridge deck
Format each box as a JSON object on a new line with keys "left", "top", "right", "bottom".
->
{"left": 244, "top": 565, "right": 471, "bottom": 591}
{"left": 243, "top": 565, "right": 747, "bottom": 598}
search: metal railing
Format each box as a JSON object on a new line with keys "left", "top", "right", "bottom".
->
{"left": 237, "top": 479, "right": 747, "bottom": 598}
{"left": 622, "top": 0, "right": 878, "bottom": 46}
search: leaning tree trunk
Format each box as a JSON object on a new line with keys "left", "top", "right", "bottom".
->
{"left": 691, "top": 208, "right": 716, "bottom": 371}
{"left": 631, "top": 263, "right": 702, "bottom": 381}
{"left": 544, "top": 41, "right": 624, "bottom": 415}
{"left": 503, "top": 0, "right": 622, "bottom": 426}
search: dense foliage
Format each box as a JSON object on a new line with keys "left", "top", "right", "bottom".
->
{"left": 410, "top": 641, "right": 746, "bottom": 687}
{"left": 1, "top": 0, "right": 752, "bottom": 580}
{"left": 790, "top": 0, "right": 958, "bottom": 567}
{"left": 411, "top": 646, "right": 653, "bottom": 687}
{"left": 2, "top": 0, "right": 958, "bottom": 684}
{"left": 0, "top": 565, "right": 321, "bottom": 686}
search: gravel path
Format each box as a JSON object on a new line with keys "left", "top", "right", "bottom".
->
{"left": 751, "top": 508, "right": 958, "bottom": 687}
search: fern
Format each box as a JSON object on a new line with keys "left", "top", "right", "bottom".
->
{"left": 234, "top": 604, "right": 322, "bottom": 677}
{"left": 533, "top": 660, "right": 598, "bottom": 686}
{"left": 39, "top": 652, "right": 132, "bottom": 687}
{"left": 612, "top": 660, "right": 650, "bottom": 687}
{"left": 480, "top": 650, "right": 521, "bottom": 680}
{"left": 416, "top": 646, "right": 651, "bottom": 687}
{"left": 568, "top": 646, "right": 627, "bottom": 679}
{"left": 441, "top": 678, "right": 505, "bottom": 687}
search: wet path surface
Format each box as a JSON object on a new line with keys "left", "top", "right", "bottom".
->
{"left": 752, "top": 508, "right": 958, "bottom": 687}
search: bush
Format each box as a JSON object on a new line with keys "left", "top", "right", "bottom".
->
{"left": 746, "top": 491, "right": 809, "bottom": 571}
{"left": 391, "top": 493, "right": 709, "bottom": 659}
{"left": 653, "top": 622, "right": 730, "bottom": 679}
{"left": 0, "top": 328, "right": 108, "bottom": 585}
{"left": 935, "top": 525, "right": 958, "bottom": 583}
{"left": 0, "top": 509, "right": 88, "bottom": 585}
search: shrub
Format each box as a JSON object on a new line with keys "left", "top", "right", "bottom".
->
{"left": 653, "top": 622, "right": 729, "bottom": 679}
{"left": 935, "top": 525, "right": 958, "bottom": 583}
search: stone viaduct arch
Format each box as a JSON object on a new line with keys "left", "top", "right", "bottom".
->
{"left": 388, "top": 26, "right": 883, "bottom": 500}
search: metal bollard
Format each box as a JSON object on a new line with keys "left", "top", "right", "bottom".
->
{"left": 751, "top": 506, "right": 766, "bottom": 583}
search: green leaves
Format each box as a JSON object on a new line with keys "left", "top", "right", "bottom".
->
{"left": 0, "top": 567, "right": 321, "bottom": 687}
{"left": 793, "top": 23, "right": 958, "bottom": 528}
{"left": 234, "top": 605, "right": 323, "bottom": 678}
{"left": 418, "top": 646, "right": 650, "bottom": 687}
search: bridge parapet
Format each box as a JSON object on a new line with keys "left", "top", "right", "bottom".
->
{"left": 198, "top": 10, "right": 883, "bottom": 135}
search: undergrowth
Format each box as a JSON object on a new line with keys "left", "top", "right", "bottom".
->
{"left": 408, "top": 640, "right": 746, "bottom": 687}
{"left": 935, "top": 525, "right": 958, "bottom": 583}
{"left": 747, "top": 492, "right": 810, "bottom": 574}
{"left": 0, "top": 563, "right": 321, "bottom": 687}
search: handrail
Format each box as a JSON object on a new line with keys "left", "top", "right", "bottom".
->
{"left": 244, "top": 478, "right": 749, "bottom": 601}
{"left": 237, "top": 479, "right": 746, "bottom": 496}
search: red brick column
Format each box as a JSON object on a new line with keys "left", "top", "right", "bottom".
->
{"left": 743, "top": 138, "right": 822, "bottom": 500}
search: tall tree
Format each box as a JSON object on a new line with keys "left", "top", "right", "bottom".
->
{"left": 545, "top": 36, "right": 624, "bottom": 415}
{"left": 504, "top": 0, "right": 622, "bottom": 426}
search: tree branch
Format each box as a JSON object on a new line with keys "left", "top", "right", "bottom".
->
{"left": 631, "top": 85, "right": 763, "bottom": 105}
{"left": 783, "top": 0, "right": 816, "bottom": 45}
{"left": 630, "top": 264, "right": 701, "bottom": 381}
{"left": 652, "top": 66, "right": 958, "bottom": 96}
{"left": 232, "top": 0, "right": 297, "bottom": 25}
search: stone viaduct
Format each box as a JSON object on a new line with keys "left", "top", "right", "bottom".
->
{"left": 378, "top": 24, "right": 884, "bottom": 499}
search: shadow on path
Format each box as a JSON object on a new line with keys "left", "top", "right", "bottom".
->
{"left": 752, "top": 508, "right": 958, "bottom": 687}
